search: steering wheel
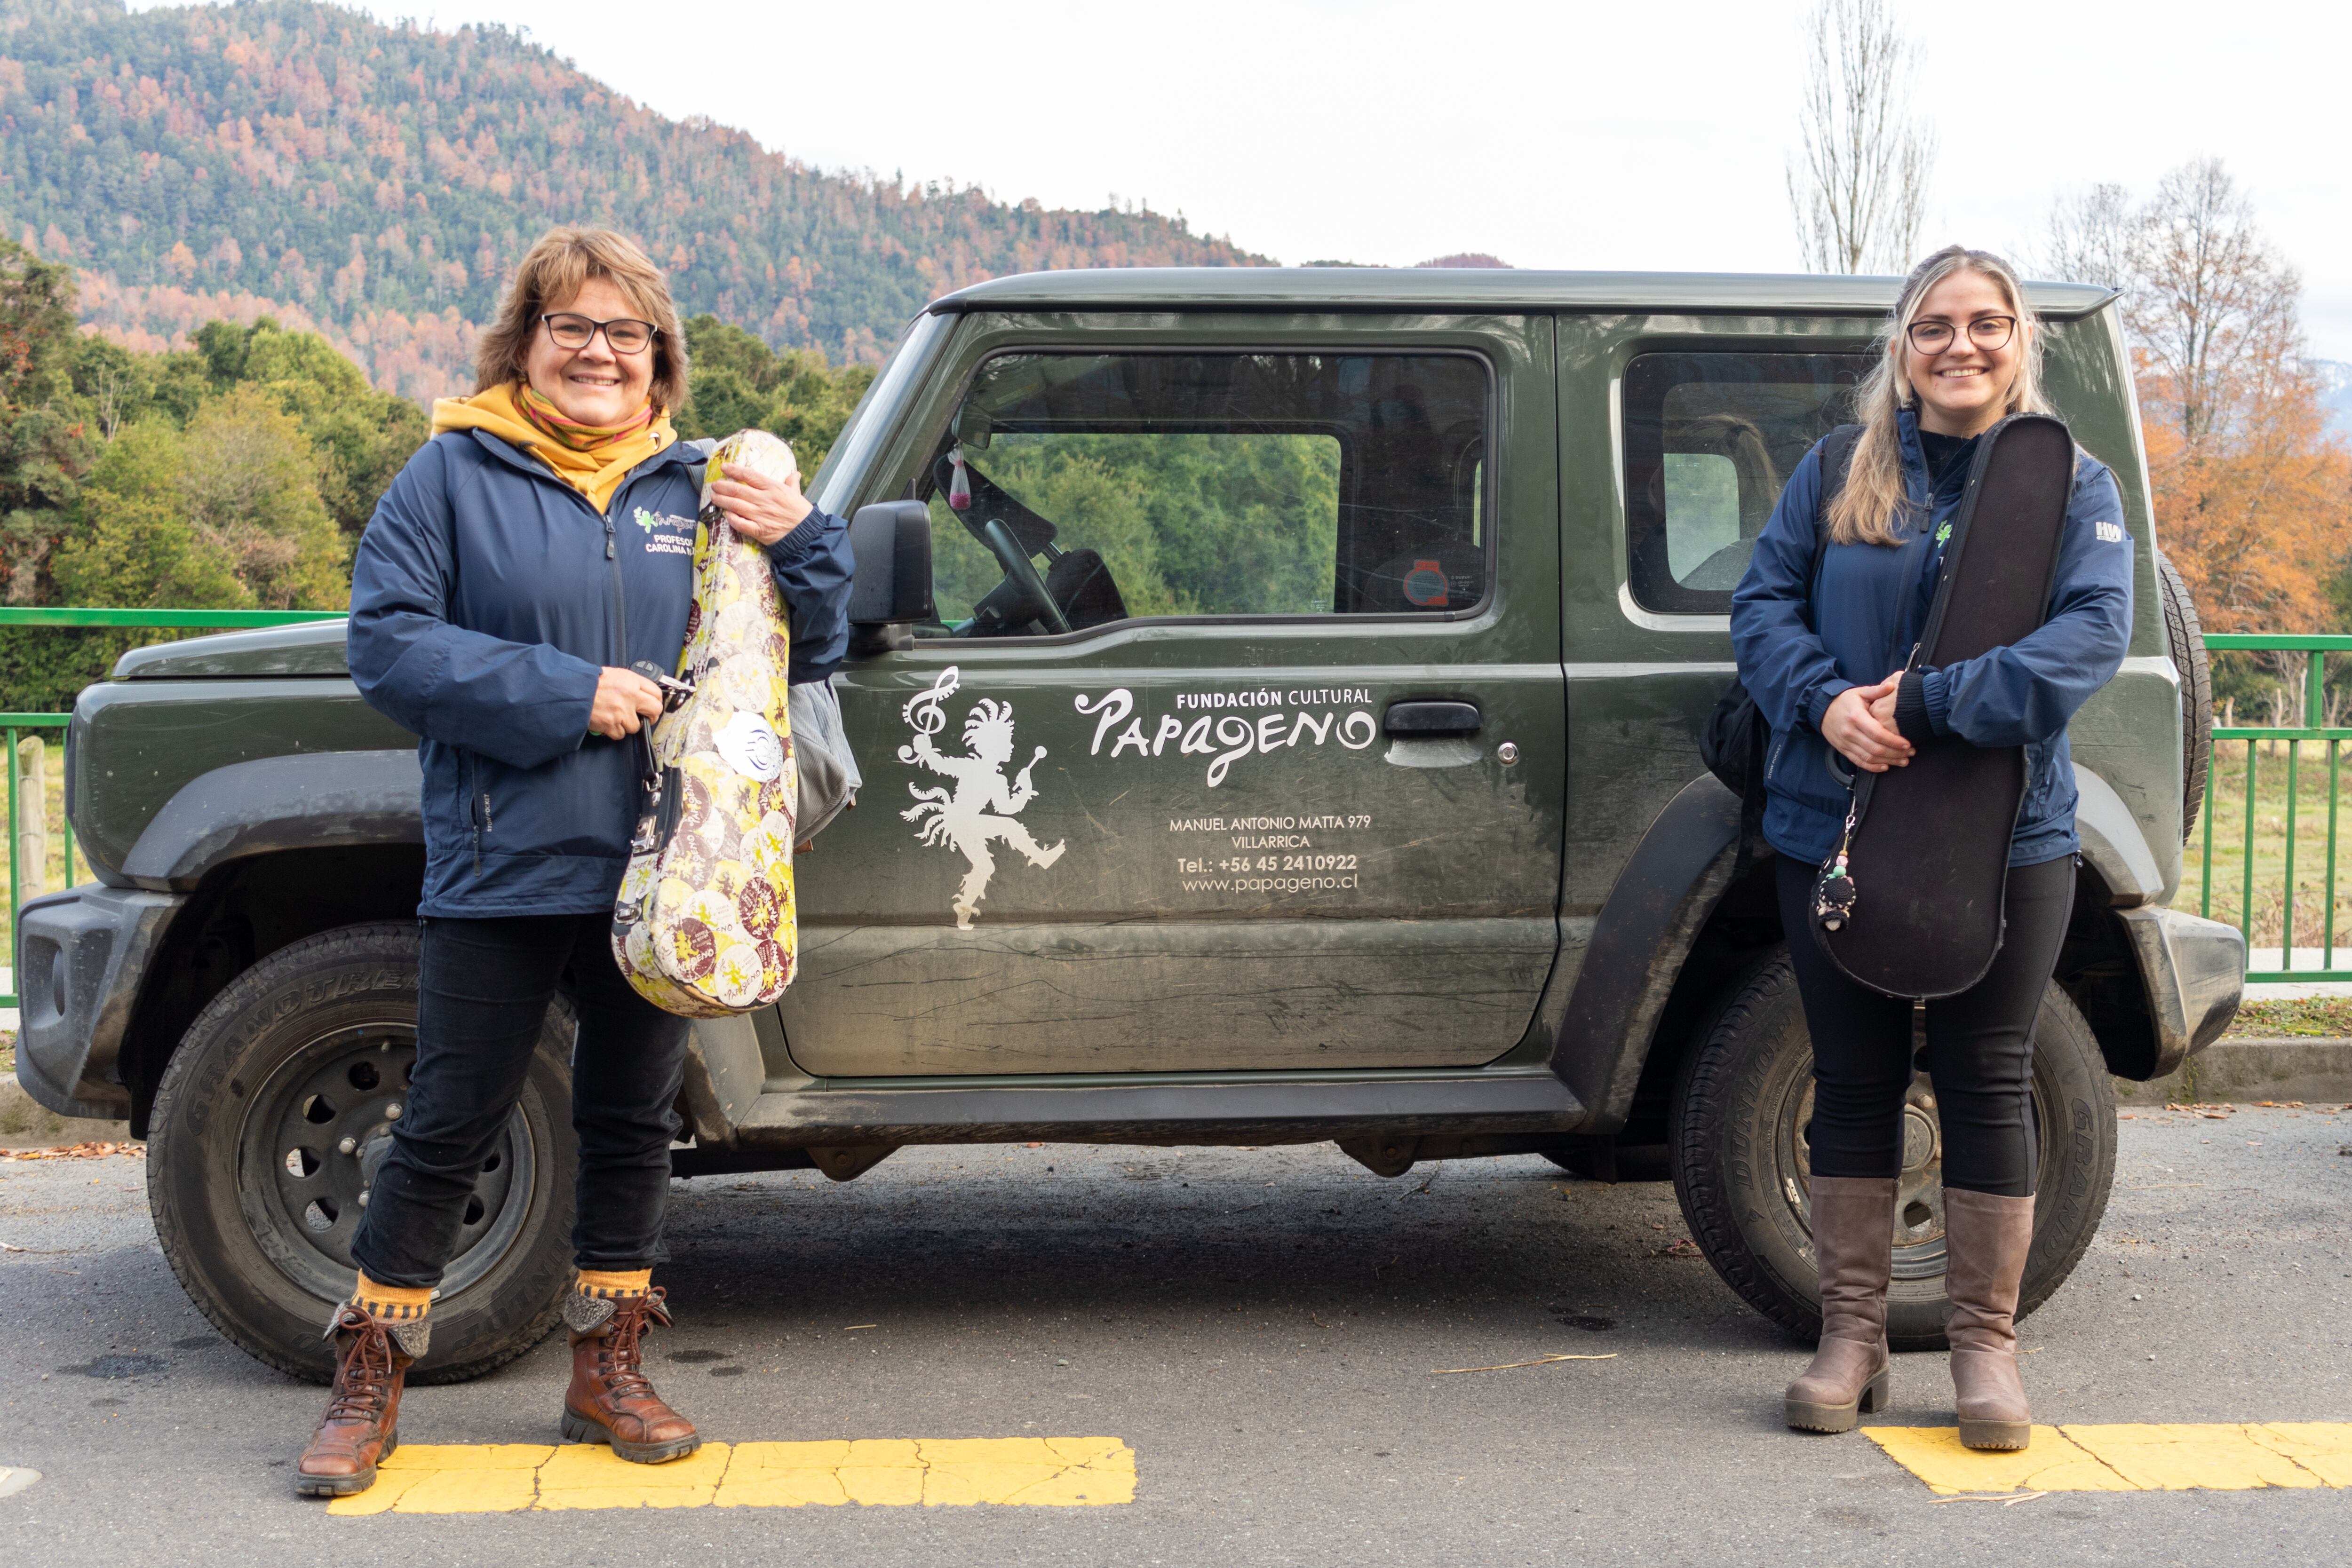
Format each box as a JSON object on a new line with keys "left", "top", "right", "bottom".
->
{"left": 978, "top": 516, "right": 1071, "bottom": 635}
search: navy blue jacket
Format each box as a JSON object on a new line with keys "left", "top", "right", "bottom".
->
{"left": 1729, "top": 411, "right": 2135, "bottom": 869}
{"left": 348, "top": 428, "right": 855, "bottom": 917}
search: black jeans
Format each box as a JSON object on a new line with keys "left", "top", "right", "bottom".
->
{"left": 350, "top": 914, "right": 692, "bottom": 1289}
{"left": 1775, "top": 852, "right": 2074, "bottom": 1197}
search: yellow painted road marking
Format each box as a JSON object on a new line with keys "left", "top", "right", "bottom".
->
{"left": 1867, "top": 1427, "right": 2139, "bottom": 1494}
{"left": 327, "top": 1437, "right": 1136, "bottom": 1515}
{"left": 1867, "top": 1423, "right": 2352, "bottom": 1495}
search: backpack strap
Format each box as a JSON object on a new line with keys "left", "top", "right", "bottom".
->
{"left": 683, "top": 436, "right": 717, "bottom": 498}
{"left": 1804, "top": 423, "right": 1864, "bottom": 629}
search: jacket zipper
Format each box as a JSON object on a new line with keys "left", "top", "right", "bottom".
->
{"left": 604, "top": 502, "right": 628, "bottom": 669}
{"left": 467, "top": 754, "right": 484, "bottom": 876}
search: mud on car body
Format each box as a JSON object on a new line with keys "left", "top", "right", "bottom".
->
{"left": 17, "top": 269, "right": 2242, "bottom": 1379}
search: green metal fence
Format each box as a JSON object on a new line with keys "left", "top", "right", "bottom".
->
{"left": 0, "top": 615, "right": 2344, "bottom": 1011}
{"left": 0, "top": 608, "right": 346, "bottom": 1009}
{"left": 2198, "top": 633, "right": 2352, "bottom": 983}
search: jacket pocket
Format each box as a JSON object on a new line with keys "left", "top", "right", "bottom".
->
{"left": 1771, "top": 727, "right": 1855, "bottom": 817}
{"left": 463, "top": 751, "right": 496, "bottom": 874}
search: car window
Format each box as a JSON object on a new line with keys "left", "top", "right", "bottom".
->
{"left": 919, "top": 352, "right": 1490, "bottom": 636}
{"left": 1623, "top": 351, "right": 1867, "bottom": 615}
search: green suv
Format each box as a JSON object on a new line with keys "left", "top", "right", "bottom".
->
{"left": 15, "top": 269, "right": 2242, "bottom": 1382}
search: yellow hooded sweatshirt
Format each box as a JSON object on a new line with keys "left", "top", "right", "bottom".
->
{"left": 429, "top": 382, "right": 676, "bottom": 516}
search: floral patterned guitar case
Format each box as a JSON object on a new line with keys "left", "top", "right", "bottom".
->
{"left": 611, "top": 430, "right": 799, "bottom": 1017}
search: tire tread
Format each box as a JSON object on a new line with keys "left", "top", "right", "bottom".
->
{"left": 146, "top": 923, "right": 570, "bottom": 1386}
{"left": 1669, "top": 950, "right": 2117, "bottom": 1351}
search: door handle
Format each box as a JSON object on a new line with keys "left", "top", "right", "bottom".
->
{"left": 1383, "top": 700, "right": 1482, "bottom": 738}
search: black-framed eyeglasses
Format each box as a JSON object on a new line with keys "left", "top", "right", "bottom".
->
{"left": 1906, "top": 316, "right": 2017, "bottom": 355}
{"left": 540, "top": 312, "right": 658, "bottom": 355}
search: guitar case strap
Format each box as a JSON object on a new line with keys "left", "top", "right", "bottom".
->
{"left": 1812, "top": 412, "right": 2075, "bottom": 999}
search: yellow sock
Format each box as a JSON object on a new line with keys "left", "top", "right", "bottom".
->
{"left": 575, "top": 1268, "right": 653, "bottom": 1300}
{"left": 351, "top": 1271, "right": 435, "bottom": 1321}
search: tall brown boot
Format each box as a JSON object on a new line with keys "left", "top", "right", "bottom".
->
{"left": 295, "top": 1306, "right": 423, "bottom": 1497}
{"left": 1944, "top": 1187, "right": 2035, "bottom": 1450}
{"left": 1784, "top": 1175, "right": 1896, "bottom": 1433}
{"left": 562, "top": 1287, "right": 700, "bottom": 1464}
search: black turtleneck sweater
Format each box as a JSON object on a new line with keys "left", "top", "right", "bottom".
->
{"left": 1918, "top": 428, "right": 1979, "bottom": 491}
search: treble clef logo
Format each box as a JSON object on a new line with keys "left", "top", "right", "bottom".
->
{"left": 898, "top": 667, "right": 960, "bottom": 760}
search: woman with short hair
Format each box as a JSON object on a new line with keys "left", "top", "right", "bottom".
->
{"left": 1731, "top": 245, "right": 2134, "bottom": 1449}
{"left": 295, "top": 226, "right": 853, "bottom": 1497}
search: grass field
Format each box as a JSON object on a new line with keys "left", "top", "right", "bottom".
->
{"left": 2174, "top": 739, "right": 2352, "bottom": 957}
{"left": 0, "top": 740, "right": 95, "bottom": 967}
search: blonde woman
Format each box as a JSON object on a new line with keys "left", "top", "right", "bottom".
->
{"left": 1730, "top": 246, "right": 2134, "bottom": 1448}
{"left": 295, "top": 228, "right": 853, "bottom": 1496}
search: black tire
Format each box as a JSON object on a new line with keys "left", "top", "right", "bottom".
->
{"left": 146, "top": 923, "right": 575, "bottom": 1385}
{"left": 1669, "top": 950, "right": 2115, "bottom": 1351}
{"left": 2156, "top": 549, "right": 2213, "bottom": 841}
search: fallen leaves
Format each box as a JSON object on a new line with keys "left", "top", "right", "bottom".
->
{"left": 0, "top": 1141, "right": 144, "bottom": 1162}
{"left": 1648, "top": 1237, "right": 1703, "bottom": 1259}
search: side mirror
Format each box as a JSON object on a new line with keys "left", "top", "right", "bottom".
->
{"left": 847, "top": 500, "right": 934, "bottom": 651}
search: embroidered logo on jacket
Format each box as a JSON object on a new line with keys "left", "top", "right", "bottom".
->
{"left": 633, "top": 507, "right": 696, "bottom": 556}
{"left": 2094, "top": 520, "right": 2125, "bottom": 543}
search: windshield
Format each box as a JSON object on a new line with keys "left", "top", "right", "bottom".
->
{"left": 809, "top": 312, "right": 949, "bottom": 514}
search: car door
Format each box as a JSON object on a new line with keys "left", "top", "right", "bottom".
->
{"left": 1553, "top": 319, "right": 1870, "bottom": 995}
{"left": 777, "top": 312, "right": 1564, "bottom": 1077}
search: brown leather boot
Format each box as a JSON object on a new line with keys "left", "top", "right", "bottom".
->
{"left": 1784, "top": 1175, "right": 1896, "bottom": 1433}
{"left": 295, "top": 1305, "right": 421, "bottom": 1497}
{"left": 562, "top": 1287, "right": 700, "bottom": 1464}
{"left": 1945, "top": 1186, "right": 2035, "bottom": 1450}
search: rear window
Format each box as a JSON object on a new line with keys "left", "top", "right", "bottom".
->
{"left": 1622, "top": 352, "right": 1866, "bottom": 615}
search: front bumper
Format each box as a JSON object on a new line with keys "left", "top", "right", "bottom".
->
{"left": 13, "top": 885, "right": 184, "bottom": 1120}
{"left": 2115, "top": 904, "right": 2245, "bottom": 1080}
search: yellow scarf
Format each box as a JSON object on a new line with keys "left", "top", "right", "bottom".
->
{"left": 431, "top": 382, "right": 675, "bottom": 515}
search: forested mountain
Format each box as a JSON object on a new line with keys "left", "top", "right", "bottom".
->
{"left": 0, "top": 0, "right": 1263, "bottom": 398}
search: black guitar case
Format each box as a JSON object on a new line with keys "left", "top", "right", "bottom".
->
{"left": 1812, "top": 413, "right": 2075, "bottom": 999}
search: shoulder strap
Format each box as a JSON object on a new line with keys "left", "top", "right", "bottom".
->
{"left": 1802, "top": 423, "right": 1864, "bottom": 626}
{"left": 683, "top": 436, "right": 717, "bottom": 498}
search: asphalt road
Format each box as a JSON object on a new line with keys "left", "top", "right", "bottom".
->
{"left": 1, "top": 1107, "right": 2347, "bottom": 1566}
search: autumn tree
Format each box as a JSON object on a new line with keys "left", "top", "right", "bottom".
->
{"left": 1787, "top": 0, "right": 1936, "bottom": 275}
{"left": 2043, "top": 161, "right": 2352, "bottom": 637}
{"left": 2039, "top": 182, "right": 2136, "bottom": 291}
{"left": 2124, "top": 161, "right": 2304, "bottom": 450}
{"left": 0, "top": 236, "right": 95, "bottom": 603}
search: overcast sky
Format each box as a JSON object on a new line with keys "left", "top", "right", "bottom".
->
{"left": 178, "top": 0, "right": 2352, "bottom": 360}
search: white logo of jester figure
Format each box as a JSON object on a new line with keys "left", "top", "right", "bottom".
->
{"left": 898, "top": 668, "right": 1065, "bottom": 931}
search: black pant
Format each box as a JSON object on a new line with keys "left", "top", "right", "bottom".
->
{"left": 350, "top": 914, "right": 693, "bottom": 1289}
{"left": 1774, "top": 853, "right": 2074, "bottom": 1197}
